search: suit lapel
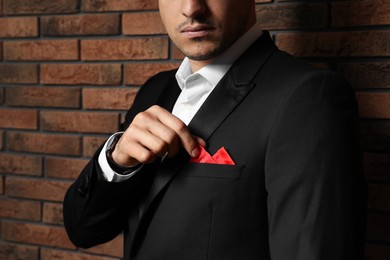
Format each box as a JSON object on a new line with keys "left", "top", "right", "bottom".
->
{"left": 188, "top": 73, "right": 254, "bottom": 140}
{"left": 132, "top": 31, "right": 277, "bottom": 250}
{"left": 189, "top": 31, "right": 277, "bottom": 140}
{"left": 156, "top": 76, "right": 182, "bottom": 112}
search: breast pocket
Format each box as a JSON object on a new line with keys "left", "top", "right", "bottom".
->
{"left": 178, "top": 163, "right": 245, "bottom": 179}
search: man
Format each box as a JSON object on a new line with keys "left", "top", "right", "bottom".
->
{"left": 63, "top": 0, "right": 366, "bottom": 259}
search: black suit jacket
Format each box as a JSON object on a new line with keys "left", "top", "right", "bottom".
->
{"left": 63, "top": 32, "right": 366, "bottom": 259}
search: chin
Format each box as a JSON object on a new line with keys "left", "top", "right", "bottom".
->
{"left": 182, "top": 45, "right": 226, "bottom": 61}
{"left": 185, "top": 53, "right": 214, "bottom": 61}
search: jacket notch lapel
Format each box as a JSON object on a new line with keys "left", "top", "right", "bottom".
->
{"left": 189, "top": 31, "right": 277, "bottom": 140}
{"left": 156, "top": 77, "right": 181, "bottom": 111}
{"left": 188, "top": 73, "right": 255, "bottom": 140}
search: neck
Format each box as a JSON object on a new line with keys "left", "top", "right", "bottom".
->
{"left": 189, "top": 59, "right": 214, "bottom": 73}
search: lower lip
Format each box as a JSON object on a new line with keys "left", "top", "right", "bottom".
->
{"left": 182, "top": 30, "right": 211, "bottom": 38}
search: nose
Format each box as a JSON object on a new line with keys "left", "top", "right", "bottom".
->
{"left": 181, "top": 0, "right": 207, "bottom": 18}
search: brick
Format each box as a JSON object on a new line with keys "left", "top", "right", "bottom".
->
{"left": 0, "top": 42, "right": 2, "bottom": 60}
{"left": 6, "top": 86, "right": 80, "bottom": 108}
{"left": 333, "top": 0, "right": 390, "bottom": 27}
{"left": 42, "top": 14, "right": 120, "bottom": 36}
{"left": 45, "top": 157, "right": 88, "bottom": 180}
{"left": 360, "top": 123, "right": 390, "bottom": 152}
{"left": 82, "top": 0, "right": 158, "bottom": 12}
{"left": 356, "top": 93, "right": 390, "bottom": 119}
{"left": 40, "top": 111, "right": 119, "bottom": 134}
{"left": 276, "top": 31, "right": 390, "bottom": 57}
{"left": 81, "top": 38, "right": 169, "bottom": 61}
{"left": 4, "top": 40, "right": 78, "bottom": 61}
{"left": 122, "top": 12, "right": 166, "bottom": 35}
{"left": 7, "top": 132, "right": 81, "bottom": 156}
{"left": 366, "top": 244, "right": 390, "bottom": 260}
{"left": 0, "top": 198, "right": 41, "bottom": 221}
{"left": 83, "top": 88, "right": 138, "bottom": 110}
{"left": 0, "top": 154, "right": 42, "bottom": 176}
{"left": 2, "top": 221, "right": 75, "bottom": 249}
{"left": 41, "top": 64, "right": 122, "bottom": 85}
{"left": 124, "top": 63, "right": 179, "bottom": 85}
{"left": 43, "top": 203, "right": 63, "bottom": 225}
{"left": 368, "top": 184, "right": 390, "bottom": 212}
{"left": 42, "top": 248, "right": 119, "bottom": 260}
{"left": 336, "top": 62, "right": 390, "bottom": 89}
{"left": 83, "top": 136, "right": 108, "bottom": 157}
{"left": 255, "top": 3, "right": 327, "bottom": 30}
{"left": 364, "top": 153, "right": 390, "bottom": 181}
{"left": 6, "top": 176, "right": 71, "bottom": 202}
{"left": 83, "top": 234, "right": 123, "bottom": 258}
{"left": 0, "top": 17, "right": 38, "bottom": 37}
{"left": 0, "top": 64, "right": 38, "bottom": 84}
{"left": 367, "top": 212, "right": 390, "bottom": 242}
{"left": 3, "top": 0, "right": 79, "bottom": 14}
{"left": 0, "top": 109, "right": 37, "bottom": 129}
{"left": 0, "top": 242, "right": 39, "bottom": 260}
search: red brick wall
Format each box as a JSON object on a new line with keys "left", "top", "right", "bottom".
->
{"left": 0, "top": 0, "right": 389, "bottom": 259}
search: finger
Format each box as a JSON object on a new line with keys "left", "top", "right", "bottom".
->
{"left": 147, "top": 106, "right": 199, "bottom": 157}
{"left": 128, "top": 143, "right": 157, "bottom": 164}
{"left": 174, "top": 126, "right": 200, "bottom": 157}
{"left": 153, "top": 110, "right": 199, "bottom": 157}
{"left": 194, "top": 136, "right": 206, "bottom": 148}
{"left": 113, "top": 137, "right": 156, "bottom": 166}
{"left": 145, "top": 118, "right": 181, "bottom": 157}
{"left": 129, "top": 127, "right": 169, "bottom": 158}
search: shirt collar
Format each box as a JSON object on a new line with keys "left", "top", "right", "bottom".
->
{"left": 176, "top": 24, "right": 263, "bottom": 90}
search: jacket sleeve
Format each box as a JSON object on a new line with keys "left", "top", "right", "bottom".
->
{"left": 264, "top": 71, "right": 367, "bottom": 260}
{"left": 63, "top": 149, "right": 140, "bottom": 248}
{"left": 62, "top": 73, "right": 166, "bottom": 248}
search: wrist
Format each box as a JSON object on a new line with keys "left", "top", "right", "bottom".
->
{"left": 106, "top": 135, "right": 141, "bottom": 174}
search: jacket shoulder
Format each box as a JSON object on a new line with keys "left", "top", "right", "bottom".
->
{"left": 263, "top": 49, "right": 349, "bottom": 92}
{"left": 143, "top": 68, "right": 178, "bottom": 89}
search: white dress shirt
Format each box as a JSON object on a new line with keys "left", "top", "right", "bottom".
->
{"left": 98, "top": 24, "right": 263, "bottom": 182}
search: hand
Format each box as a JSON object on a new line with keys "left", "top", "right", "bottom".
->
{"left": 111, "top": 105, "right": 206, "bottom": 167}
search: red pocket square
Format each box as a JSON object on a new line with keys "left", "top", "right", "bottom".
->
{"left": 190, "top": 146, "right": 235, "bottom": 165}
